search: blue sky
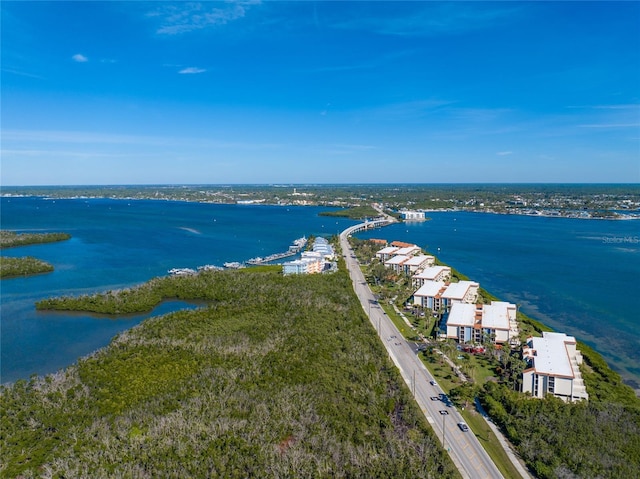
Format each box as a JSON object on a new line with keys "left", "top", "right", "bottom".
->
{"left": 1, "top": 1, "right": 639, "bottom": 185}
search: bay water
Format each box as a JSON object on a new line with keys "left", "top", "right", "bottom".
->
{"left": 0, "top": 197, "right": 354, "bottom": 383}
{"left": 356, "top": 212, "right": 640, "bottom": 389}
{"left": 1, "top": 198, "right": 638, "bottom": 390}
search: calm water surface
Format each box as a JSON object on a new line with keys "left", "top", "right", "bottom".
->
{"left": 1, "top": 197, "right": 355, "bottom": 383}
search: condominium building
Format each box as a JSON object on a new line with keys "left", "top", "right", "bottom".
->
{"left": 394, "top": 245, "right": 422, "bottom": 256}
{"left": 384, "top": 254, "right": 410, "bottom": 273}
{"left": 402, "top": 254, "right": 435, "bottom": 274}
{"left": 283, "top": 238, "right": 333, "bottom": 275}
{"left": 375, "top": 246, "right": 399, "bottom": 261}
{"left": 412, "top": 265, "right": 452, "bottom": 288}
{"left": 446, "top": 301, "right": 518, "bottom": 345}
{"left": 441, "top": 281, "right": 480, "bottom": 307}
{"left": 413, "top": 280, "right": 447, "bottom": 310}
{"left": 522, "top": 332, "right": 589, "bottom": 402}
{"left": 282, "top": 259, "right": 315, "bottom": 275}
{"left": 399, "top": 210, "right": 426, "bottom": 221}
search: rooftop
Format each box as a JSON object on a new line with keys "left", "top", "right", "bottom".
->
{"left": 482, "top": 301, "right": 516, "bottom": 330}
{"left": 385, "top": 255, "right": 410, "bottom": 266}
{"left": 442, "top": 281, "right": 479, "bottom": 300}
{"left": 414, "top": 280, "right": 447, "bottom": 297}
{"left": 526, "top": 332, "right": 577, "bottom": 378}
{"left": 403, "top": 254, "right": 434, "bottom": 267}
{"left": 447, "top": 303, "right": 478, "bottom": 327}
{"left": 395, "top": 245, "right": 421, "bottom": 256}
{"left": 414, "top": 265, "right": 451, "bottom": 280}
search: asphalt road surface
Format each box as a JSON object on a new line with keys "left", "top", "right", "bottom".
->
{"left": 340, "top": 224, "right": 504, "bottom": 479}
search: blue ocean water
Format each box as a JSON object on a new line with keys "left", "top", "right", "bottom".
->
{"left": 1, "top": 197, "right": 355, "bottom": 383}
{"left": 356, "top": 212, "right": 640, "bottom": 388}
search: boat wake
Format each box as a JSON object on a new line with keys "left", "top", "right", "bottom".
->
{"left": 179, "top": 227, "right": 202, "bottom": 235}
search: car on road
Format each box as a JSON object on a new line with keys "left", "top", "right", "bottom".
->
{"left": 439, "top": 410, "right": 449, "bottom": 415}
{"left": 430, "top": 396, "right": 440, "bottom": 401}
{"left": 429, "top": 380, "right": 437, "bottom": 386}
{"left": 457, "top": 422, "right": 469, "bottom": 432}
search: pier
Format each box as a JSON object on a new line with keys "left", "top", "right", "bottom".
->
{"left": 246, "top": 236, "right": 308, "bottom": 265}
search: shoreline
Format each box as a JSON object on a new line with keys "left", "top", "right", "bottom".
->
{"left": 351, "top": 220, "right": 640, "bottom": 396}
{"left": 3, "top": 193, "right": 639, "bottom": 220}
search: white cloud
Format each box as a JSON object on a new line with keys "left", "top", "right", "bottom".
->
{"left": 179, "top": 67, "right": 206, "bottom": 74}
{"left": 497, "top": 151, "right": 513, "bottom": 156}
{"left": 72, "top": 54, "right": 88, "bottom": 63}
{"left": 150, "top": 1, "right": 258, "bottom": 35}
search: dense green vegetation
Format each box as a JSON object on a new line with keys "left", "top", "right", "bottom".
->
{"left": 3, "top": 268, "right": 459, "bottom": 478}
{"left": 0, "top": 256, "right": 54, "bottom": 278}
{"left": 318, "top": 205, "right": 380, "bottom": 219}
{"left": 480, "top": 382, "right": 640, "bottom": 478}
{"left": 0, "top": 231, "right": 71, "bottom": 249}
{"left": 0, "top": 231, "right": 69, "bottom": 279}
{"left": 351, "top": 237, "right": 640, "bottom": 479}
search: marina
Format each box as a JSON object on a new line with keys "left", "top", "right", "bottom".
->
{"left": 169, "top": 236, "right": 309, "bottom": 273}
{"left": 246, "top": 236, "right": 307, "bottom": 265}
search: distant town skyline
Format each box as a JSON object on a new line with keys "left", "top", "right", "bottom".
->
{"left": 2, "top": 1, "right": 639, "bottom": 186}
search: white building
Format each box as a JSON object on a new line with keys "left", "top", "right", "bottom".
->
{"left": 401, "top": 255, "right": 435, "bottom": 274}
{"left": 384, "top": 254, "right": 410, "bottom": 273}
{"left": 413, "top": 281, "right": 447, "bottom": 310}
{"left": 441, "top": 281, "right": 480, "bottom": 308}
{"left": 312, "top": 237, "right": 335, "bottom": 260}
{"left": 482, "top": 301, "right": 518, "bottom": 345}
{"left": 394, "top": 245, "right": 422, "bottom": 256}
{"left": 412, "top": 265, "right": 451, "bottom": 288}
{"left": 446, "top": 301, "right": 518, "bottom": 345}
{"left": 283, "top": 259, "right": 312, "bottom": 275}
{"left": 445, "top": 303, "right": 479, "bottom": 342}
{"left": 400, "top": 210, "right": 426, "bottom": 221}
{"left": 522, "top": 332, "right": 589, "bottom": 402}
{"left": 375, "top": 246, "right": 399, "bottom": 261}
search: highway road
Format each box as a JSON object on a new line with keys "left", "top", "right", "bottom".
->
{"left": 340, "top": 224, "right": 504, "bottom": 479}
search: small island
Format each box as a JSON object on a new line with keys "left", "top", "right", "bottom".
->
{"left": 0, "top": 256, "right": 54, "bottom": 278}
{"left": 0, "top": 231, "right": 71, "bottom": 249}
{"left": 0, "top": 230, "right": 70, "bottom": 279}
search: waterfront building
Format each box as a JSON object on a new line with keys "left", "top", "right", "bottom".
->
{"left": 401, "top": 254, "right": 434, "bottom": 274}
{"left": 391, "top": 240, "right": 415, "bottom": 249}
{"left": 399, "top": 210, "right": 426, "bottom": 221}
{"left": 312, "top": 237, "right": 335, "bottom": 260}
{"left": 376, "top": 246, "right": 399, "bottom": 261}
{"left": 445, "top": 301, "right": 518, "bottom": 345}
{"left": 283, "top": 237, "right": 334, "bottom": 275}
{"left": 384, "top": 254, "right": 410, "bottom": 273}
{"left": 368, "top": 238, "right": 388, "bottom": 246}
{"left": 483, "top": 301, "right": 519, "bottom": 345}
{"left": 283, "top": 259, "right": 310, "bottom": 275}
{"left": 446, "top": 303, "right": 479, "bottom": 342}
{"left": 412, "top": 265, "right": 451, "bottom": 287}
{"left": 413, "top": 280, "right": 447, "bottom": 310}
{"left": 441, "top": 281, "right": 479, "bottom": 307}
{"left": 394, "top": 245, "right": 422, "bottom": 256}
{"left": 283, "top": 255, "right": 322, "bottom": 275}
{"left": 522, "top": 332, "right": 589, "bottom": 402}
